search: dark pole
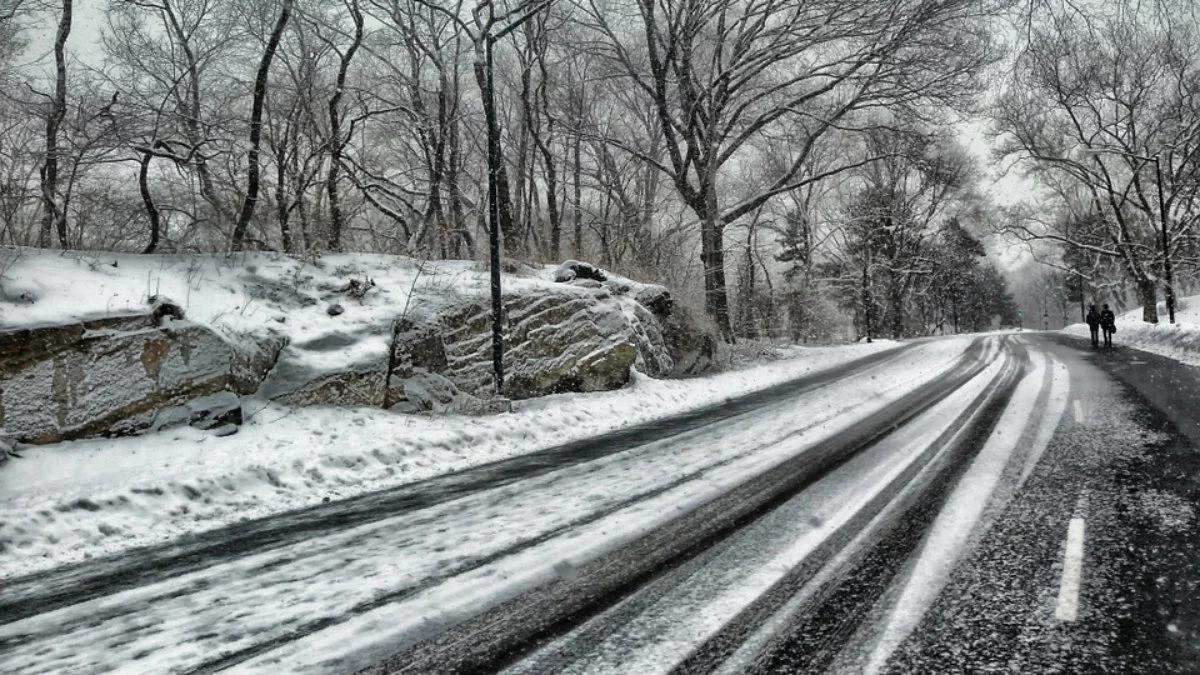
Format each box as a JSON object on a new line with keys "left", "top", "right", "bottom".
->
{"left": 486, "top": 31, "right": 504, "bottom": 391}
{"left": 1153, "top": 155, "right": 1176, "bottom": 324}
{"left": 862, "top": 251, "right": 872, "bottom": 343}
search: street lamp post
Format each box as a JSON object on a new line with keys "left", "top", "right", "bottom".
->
{"left": 1082, "top": 147, "right": 1176, "bottom": 324}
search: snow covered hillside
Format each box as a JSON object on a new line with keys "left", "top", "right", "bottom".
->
{"left": 1062, "top": 295, "right": 1200, "bottom": 366}
{"left": 0, "top": 248, "right": 725, "bottom": 445}
{"left": 0, "top": 248, "right": 646, "bottom": 381}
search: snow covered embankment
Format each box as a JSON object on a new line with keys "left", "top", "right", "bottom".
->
{"left": 2, "top": 249, "right": 720, "bottom": 446}
{"left": 1063, "top": 295, "right": 1200, "bottom": 366}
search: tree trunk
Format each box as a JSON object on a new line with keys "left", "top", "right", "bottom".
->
{"left": 138, "top": 150, "right": 162, "bottom": 253}
{"left": 572, "top": 103, "right": 583, "bottom": 258}
{"left": 39, "top": 0, "right": 72, "bottom": 249}
{"left": 545, "top": 141, "right": 561, "bottom": 260}
{"left": 325, "top": 0, "right": 363, "bottom": 253}
{"left": 232, "top": 0, "right": 292, "bottom": 251}
{"left": 162, "top": 0, "right": 231, "bottom": 229}
{"left": 698, "top": 186, "right": 733, "bottom": 342}
{"left": 274, "top": 135, "right": 291, "bottom": 253}
{"left": 1137, "top": 276, "right": 1159, "bottom": 323}
{"left": 472, "top": 53, "right": 518, "bottom": 257}
{"left": 740, "top": 226, "right": 757, "bottom": 339}
{"left": 889, "top": 282, "right": 905, "bottom": 339}
{"left": 446, "top": 113, "right": 472, "bottom": 257}
{"left": 862, "top": 251, "right": 874, "bottom": 343}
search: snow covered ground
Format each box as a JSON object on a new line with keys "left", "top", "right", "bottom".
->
{"left": 0, "top": 338, "right": 986, "bottom": 674}
{"left": 1062, "top": 295, "right": 1200, "bottom": 366}
{"left": 0, "top": 334, "right": 901, "bottom": 579}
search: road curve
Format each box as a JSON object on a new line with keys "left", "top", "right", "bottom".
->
{"left": 4, "top": 332, "right": 1197, "bottom": 674}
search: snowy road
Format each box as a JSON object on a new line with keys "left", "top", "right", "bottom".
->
{"left": 3, "top": 333, "right": 1199, "bottom": 673}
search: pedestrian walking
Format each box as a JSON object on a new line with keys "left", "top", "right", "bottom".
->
{"left": 1100, "top": 304, "right": 1117, "bottom": 348}
{"left": 1085, "top": 304, "right": 1101, "bottom": 348}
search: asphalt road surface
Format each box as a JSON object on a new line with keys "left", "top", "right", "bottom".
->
{"left": 2, "top": 332, "right": 1198, "bottom": 674}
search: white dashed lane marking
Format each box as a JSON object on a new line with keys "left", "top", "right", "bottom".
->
{"left": 1055, "top": 493, "right": 1089, "bottom": 622}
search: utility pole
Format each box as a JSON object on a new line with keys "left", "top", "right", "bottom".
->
{"left": 862, "top": 250, "right": 873, "bottom": 344}
{"left": 1153, "top": 155, "right": 1177, "bottom": 324}
{"left": 484, "top": 27, "right": 504, "bottom": 392}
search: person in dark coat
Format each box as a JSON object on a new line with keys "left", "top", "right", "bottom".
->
{"left": 1086, "top": 304, "right": 1101, "bottom": 347}
{"left": 1100, "top": 304, "right": 1117, "bottom": 347}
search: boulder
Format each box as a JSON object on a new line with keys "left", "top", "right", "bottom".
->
{"left": 0, "top": 313, "right": 233, "bottom": 444}
{"left": 0, "top": 431, "right": 15, "bottom": 465}
{"left": 150, "top": 391, "right": 243, "bottom": 432}
{"left": 148, "top": 295, "right": 186, "bottom": 325}
{"left": 229, "top": 332, "right": 288, "bottom": 395}
{"left": 387, "top": 369, "right": 510, "bottom": 415}
{"left": 390, "top": 285, "right": 673, "bottom": 400}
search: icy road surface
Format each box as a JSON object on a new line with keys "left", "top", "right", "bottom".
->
{"left": 3, "top": 333, "right": 1200, "bottom": 674}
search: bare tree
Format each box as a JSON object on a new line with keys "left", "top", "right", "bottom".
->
{"left": 996, "top": 0, "right": 1200, "bottom": 322}
{"left": 579, "top": 0, "right": 998, "bottom": 339}
{"left": 37, "top": 0, "right": 72, "bottom": 247}
{"left": 231, "top": 0, "right": 294, "bottom": 250}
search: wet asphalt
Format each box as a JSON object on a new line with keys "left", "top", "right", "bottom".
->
{"left": 756, "top": 333, "right": 1200, "bottom": 674}
{"left": 453, "top": 333, "right": 1200, "bottom": 675}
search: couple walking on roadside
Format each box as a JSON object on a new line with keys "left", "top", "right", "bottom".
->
{"left": 1086, "top": 304, "right": 1117, "bottom": 348}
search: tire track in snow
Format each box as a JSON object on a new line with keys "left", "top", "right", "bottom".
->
{"left": 849, "top": 348, "right": 1068, "bottom": 675}
{"left": 503, "top": 348, "right": 1018, "bottom": 675}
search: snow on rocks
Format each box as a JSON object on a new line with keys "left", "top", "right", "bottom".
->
{"left": 0, "top": 249, "right": 717, "bottom": 442}
{"left": 552, "top": 259, "right": 607, "bottom": 283}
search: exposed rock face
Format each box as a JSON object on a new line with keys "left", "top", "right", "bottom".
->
{"left": 257, "top": 357, "right": 396, "bottom": 408}
{"left": 0, "top": 314, "right": 233, "bottom": 444}
{"left": 633, "top": 284, "right": 673, "bottom": 317}
{"left": 391, "top": 284, "right": 675, "bottom": 400}
{"left": 229, "top": 333, "right": 287, "bottom": 395}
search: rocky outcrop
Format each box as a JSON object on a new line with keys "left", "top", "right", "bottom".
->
{"left": 389, "top": 282, "right": 677, "bottom": 400}
{"left": 0, "top": 258, "right": 717, "bottom": 444}
{"left": 0, "top": 314, "right": 233, "bottom": 444}
{"left": 567, "top": 268, "right": 718, "bottom": 378}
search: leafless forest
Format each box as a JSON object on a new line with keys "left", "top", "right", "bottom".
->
{"left": 2, "top": 0, "right": 1199, "bottom": 339}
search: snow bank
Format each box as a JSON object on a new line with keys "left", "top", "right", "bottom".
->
{"left": 0, "top": 338, "right": 900, "bottom": 578}
{"left": 1062, "top": 295, "right": 1200, "bottom": 366}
